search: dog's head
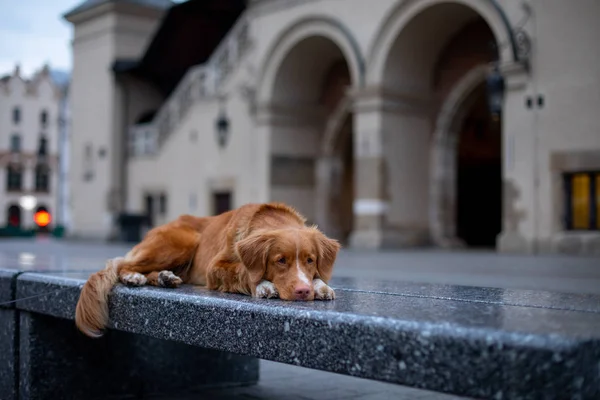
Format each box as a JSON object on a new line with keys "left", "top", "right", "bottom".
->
{"left": 235, "top": 226, "right": 340, "bottom": 301}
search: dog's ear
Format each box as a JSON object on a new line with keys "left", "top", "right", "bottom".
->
{"left": 312, "top": 229, "right": 341, "bottom": 283}
{"left": 235, "top": 232, "right": 274, "bottom": 284}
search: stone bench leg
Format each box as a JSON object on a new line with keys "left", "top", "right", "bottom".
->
{"left": 0, "top": 270, "right": 19, "bottom": 400}
{"left": 18, "top": 311, "right": 259, "bottom": 400}
{"left": 0, "top": 307, "right": 17, "bottom": 400}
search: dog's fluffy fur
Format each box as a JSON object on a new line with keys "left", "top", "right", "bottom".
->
{"left": 75, "top": 202, "right": 341, "bottom": 338}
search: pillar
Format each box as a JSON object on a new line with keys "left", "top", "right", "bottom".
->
{"left": 496, "top": 63, "right": 534, "bottom": 253}
{"left": 429, "top": 129, "right": 465, "bottom": 248}
{"left": 315, "top": 155, "right": 344, "bottom": 240}
{"left": 0, "top": 269, "right": 18, "bottom": 400}
{"left": 348, "top": 90, "right": 431, "bottom": 249}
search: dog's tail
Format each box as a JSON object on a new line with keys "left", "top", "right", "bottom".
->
{"left": 75, "top": 257, "right": 121, "bottom": 338}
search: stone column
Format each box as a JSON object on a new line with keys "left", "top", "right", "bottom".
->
{"left": 0, "top": 269, "right": 18, "bottom": 400}
{"left": 429, "top": 130, "right": 465, "bottom": 248}
{"left": 315, "top": 155, "right": 344, "bottom": 240}
{"left": 496, "top": 63, "right": 533, "bottom": 253}
{"left": 349, "top": 154, "right": 389, "bottom": 249}
{"left": 348, "top": 89, "right": 432, "bottom": 249}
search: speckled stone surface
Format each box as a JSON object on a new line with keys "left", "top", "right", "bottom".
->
{"left": 328, "top": 276, "right": 600, "bottom": 313}
{"left": 0, "top": 268, "right": 19, "bottom": 305}
{"left": 0, "top": 269, "right": 19, "bottom": 400}
{"left": 13, "top": 271, "right": 600, "bottom": 400}
{"left": 1, "top": 268, "right": 258, "bottom": 399}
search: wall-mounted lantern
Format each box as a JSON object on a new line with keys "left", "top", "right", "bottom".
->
{"left": 215, "top": 105, "right": 230, "bottom": 149}
{"left": 486, "top": 66, "right": 505, "bottom": 122}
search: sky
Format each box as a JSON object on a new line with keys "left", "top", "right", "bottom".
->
{"left": 0, "top": 0, "right": 187, "bottom": 78}
{"left": 0, "top": 0, "right": 81, "bottom": 77}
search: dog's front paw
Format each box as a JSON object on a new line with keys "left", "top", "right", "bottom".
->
{"left": 120, "top": 272, "right": 147, "bottom": 286}
{"left": 158, "top": 270, "right": 183, "bottom": 288}
{"left": 255, "top": 280, "right": 279, "bottom": 299}
{"left": 313, "top": 279, "right": 335, "bottom": 300}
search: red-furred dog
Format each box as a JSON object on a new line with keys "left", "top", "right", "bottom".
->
{"left": 75, "top": 202, "right": 341, "bottom": 338}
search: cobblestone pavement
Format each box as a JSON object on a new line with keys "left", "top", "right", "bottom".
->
{"left": 2, "top": 237, "right": 599, "bottom": 399}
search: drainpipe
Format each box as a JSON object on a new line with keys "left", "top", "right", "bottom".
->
{"left": 110, "top": 74, "right": 130, "bottom": 241}
{"left": 530, "top": 1, "right": 540, "bottom": 254}
{"left": 56, "top": 85, "right": 68, "bottom": 231}
{"left": 121, "top": 77, "right": 130, "bottom": 215}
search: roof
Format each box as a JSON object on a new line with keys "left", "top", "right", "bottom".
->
{"left": 64, "top": 0, "right": 173, "bottom": 19}
{"left": 114, "top": 0, "right": 246, "bottom": 97}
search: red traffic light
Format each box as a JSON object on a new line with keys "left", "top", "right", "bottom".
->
{"left": 34, "top": 210, "right": 52, "bottom": 227}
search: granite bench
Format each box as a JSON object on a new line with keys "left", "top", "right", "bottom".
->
{"left": 1, "top": 267, "right": 600, "bottom": 400}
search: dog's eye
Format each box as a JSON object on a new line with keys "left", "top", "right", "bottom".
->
{"left": 307, "top": 258, "right": 314, "bottom": 264}
{"left": 277, "top": 257, "right": 286, "bottom": 265}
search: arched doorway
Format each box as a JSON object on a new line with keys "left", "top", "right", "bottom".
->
{"left": 430, "top": 18, "right": 502, "bottom": 248}
{"left": 256, "top": 19, "right": 362, "bottom": 244}
{"left": 319, "top": 60, "right": 354, "bottom": 242}
{"left": 7, "top": 205, "right": 21, "bottom": 228}
{"left": 363, "top": 0, "right": 511, "bottom": 249}
{"left": 455, "top": 84, "right": 502, "bottom": 247}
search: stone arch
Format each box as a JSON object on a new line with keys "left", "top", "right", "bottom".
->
{"left": 255, "top": 16, "right": 361, "bottom": 241}
{"left": 429, "top": 65, "right": 491, "bottom": 246}
{"left": 366, "top": 0, "right": 515, "bottom": 90}
{"left": 256, "top": 15, "right": 364, "bottom": 106}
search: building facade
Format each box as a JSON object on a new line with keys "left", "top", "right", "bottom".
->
{"left": 0, "top": 65, "right": 66, "bottom": 232}
{"left": 64, "top": 0, "right": 600, "bottom": 255}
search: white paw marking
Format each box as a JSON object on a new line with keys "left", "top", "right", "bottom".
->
{"left": 313, "top": 279, "right": 335, "bottom": 300}
{"left": 121, "top": 272, "right": 147, "bottom": 286}
{"left": 255, "top": 280, "right": 279, "bottom": 298}
{"left": 158, "top": 270, "right": 182, "bottom": 288}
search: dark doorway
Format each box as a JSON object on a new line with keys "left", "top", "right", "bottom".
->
{"left": 7, "top": 205, "right": 21, "bottom": 227}
{"left": 456, "top": 85, "right": 502, "bottom": 248}
{"left": 144, "top": 195, "right": 154, "bottom": 226}
{"left": 337, "top": 118, "right": 354, "bottom": 244}
{"left": 213, "top": 191, "right": 232, "bottom": 216}
{"left": 319, "top": 59, "right": 354, "bottom": 244}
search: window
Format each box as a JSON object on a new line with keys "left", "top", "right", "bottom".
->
{"left": 38, "top": 135, "right": 48, "bottom": 156}
{"left": 563, "top": 171, "right": 600, "bottom": 230}
{"left": 144, "top": 129, "right": 156, "bottom": 154}
{"left": 159, "top": 193, "right": 167, "bottom": 215}
{"left": 10, "top": 134, "right": 21, "bottom": 153}
{"left": 6, "top": 166, "right": 22, "bottom": 191}
{"left": 145, "top": 195, "right": 154, "bottom": 226}
{"left": 213, "top": 191, "right": 232, "bottom": 216}
{"left": 35, "top": 164, "right": 50, "bottom": 192}
{"left": 7, "top": 205, "right": 21, "bottom": 227}
{"left": 12, "top": 107, "right": 21, "bottom": 124}
{"left": 40, "top": 110, "right": 48, "bottom": 128}
{"left": 129, "top": 126, "right": 157, "bottom": 157}
{"left": 83, "top": 143, "right": 94, "bottom": 181}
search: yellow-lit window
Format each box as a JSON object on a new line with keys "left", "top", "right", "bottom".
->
{"left": 597, "top": 173, "right": 600, "bottom": 229}
{"left": 564, "top": 171, "right": 599, "bottom": 231}
{"left": 572, "top": 173, "right": 590, "bottom": 229}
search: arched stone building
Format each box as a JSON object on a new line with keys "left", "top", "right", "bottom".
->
{"left": 64, "top": 0, "right": 600, "bottom": 255}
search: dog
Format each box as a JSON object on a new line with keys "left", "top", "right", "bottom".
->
{"left": 75, "top": 202, "right": 341, "bottom": 338}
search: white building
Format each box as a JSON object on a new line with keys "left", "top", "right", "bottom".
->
{"left": 63, "top": 0, "right": 600, "bottom": 255}
{"left": 0, "top": 64, "right": 67, "bottom": 232}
